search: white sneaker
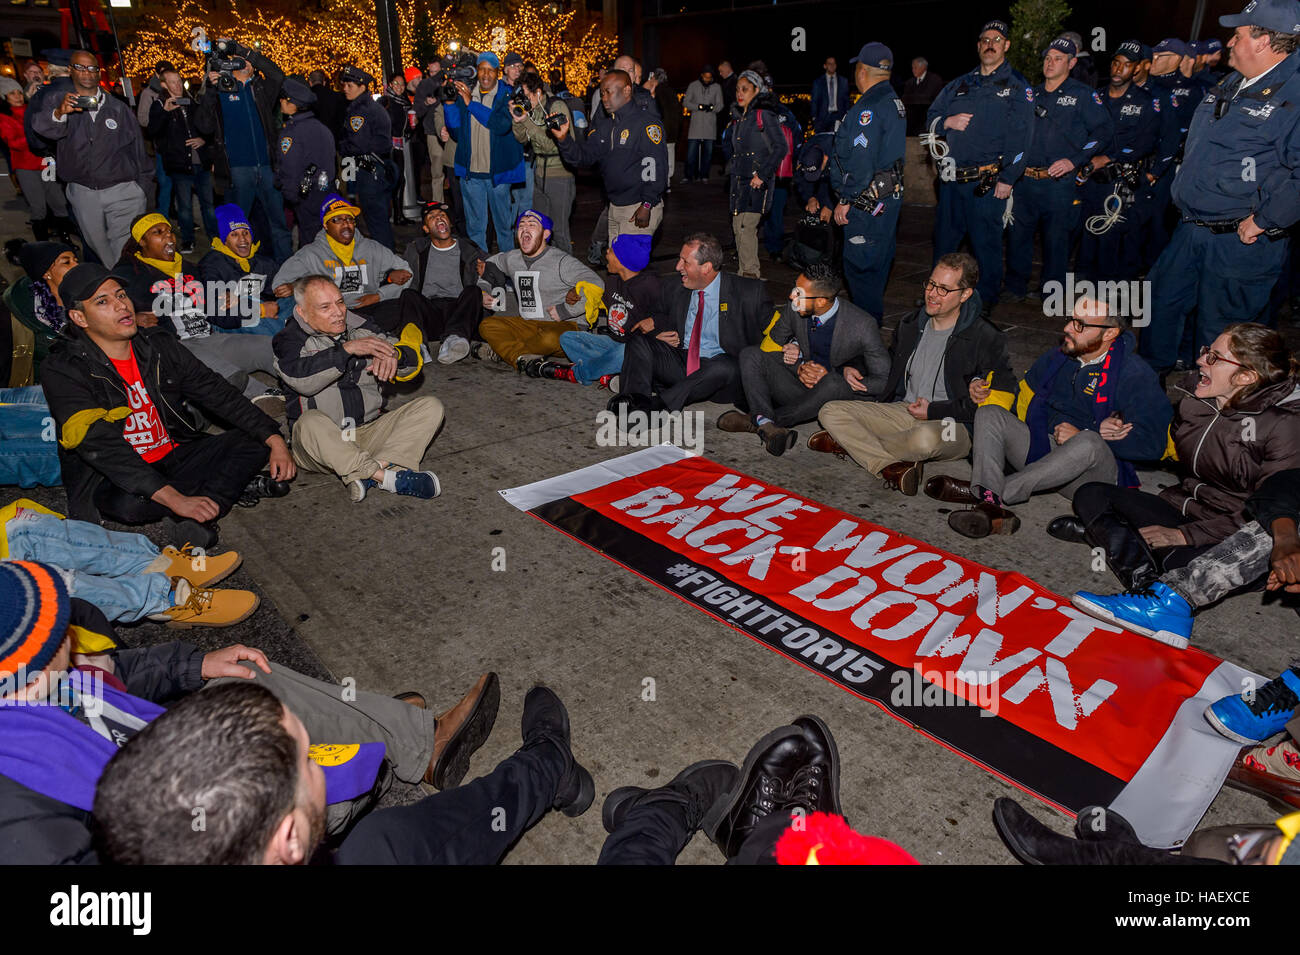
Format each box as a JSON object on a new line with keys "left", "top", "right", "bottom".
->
{"left": 418, "top": 343, "right": 433, "bottom": 364}
{"left": 439, "top": 335, "right": 471, "bottom": 364}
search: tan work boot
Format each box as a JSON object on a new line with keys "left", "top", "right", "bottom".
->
{"left": 160, "top": 582, "right": 260, "bottom": 629}
{"left": 426, "top": 672, "right": 501, "bottom": 790}
{"left": 155, "top": 545, "right": 242, "bottom": 589}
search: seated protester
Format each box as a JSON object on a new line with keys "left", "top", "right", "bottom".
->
{"left": 0, "top": 560, "right": 501, "bottom": 864}
{"left": 273, "top": 275, "right": 443, "bottom": 503}
{"left": 717, "top": 261, "right": 889, "bottom": 456}
{"left": 270, "top": 194, "right": 413, "bottom": 334}
{"left": 0, "top": 386, "right": 61, "bottom": 487}
{"left": 1055, "top": 324, "right": 1300, "bottom": 590}
{"left": 2, "top": 497, "right": 255, "bottom": 626}
{"left": 196, "top": 203, "right": 283, "bottom": 336}
{"left": 1072, "top": 468, "right": 1300, "bottom": 652}
{"left": 812, "top": 254, "right": 1016, "bottom": 495}
{"left": 39, "top": 264, "right": 294, "bottom": 549}
{"left": 933, "top": 297, "right": 1171, "bottom": 539}
{"left": 548, "top": 234, "right": 663, "bottom": 386}
{"left": 400, "top": 200, "right": 487, "bottom": 365}
{"left": 611, "top": 232, "right": 771, "bottom": 414}
{"left": 1, "top": 242, "right": 78, "bottom": 381}
{"left": 115, "top": 213, "right": 283, "bottom": 409}
{"left": 93, "top": 680, "right": 591, "bottom": 865}
{"left": 474, "top": 209, "right": 604, "bottom": 371}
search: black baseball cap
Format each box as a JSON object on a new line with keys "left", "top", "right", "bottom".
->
{"left": 61, "top": 264, "right": 125, "bottom": 310}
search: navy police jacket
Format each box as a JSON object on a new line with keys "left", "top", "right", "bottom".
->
{"left": 926, "top": 60, "right": 1033, "bottom": 184}
{"left": 557, "top": 100, "right": 668, "bottom": 207}
{"left": 340, "top": 95, "right": 392, "bottom": 157}
{"left": 1025, "top": 78, "right": 1112, "bottom": 169}
{"left": 274, "top": 110, "right": 336, "bottom": 200}
{"left": 830, "top": 80, "right": 905, "bottom": 206}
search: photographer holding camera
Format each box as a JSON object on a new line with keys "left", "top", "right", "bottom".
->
{"left": 338, "top": 65, "right": 398, "bottom": 252}
{"left": 413, "top": 57, "right": 450, "bottom": 204}
{"left": 30, "top": 50, "right": 152, "bottom": 266}
{"left": 193, "top": 37, "right": 293, "bottom": 263}
{"left": 145, "top": 69, "right": 218, "bottom": 255}
{"left": 273, "top": 79, "right": 336, "bottom": 246}
{"left": 509, "top": 72, "right": 576, "bottom": 253}
{"left": 682, "top": 65, "right": 724, "bottom": 183}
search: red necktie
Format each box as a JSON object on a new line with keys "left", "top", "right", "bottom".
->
{"left": 686, "top": 290, "right": 704, "bottom": 375}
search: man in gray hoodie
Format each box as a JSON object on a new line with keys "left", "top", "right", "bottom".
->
{"left": 475, "top": 209, "right": 604, "bottom": 370}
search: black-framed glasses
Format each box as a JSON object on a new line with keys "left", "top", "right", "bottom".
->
{"left": 1068, "top": 318, "right": 1112, "bottom": 333}
{"left": 71, "top": 63, "right": 100, "bottom": 73}
{"left": 1198, "top": 345, "right": 1244, "bottom": 368}
{"left": 924, "top": 280, "right": 967, "bottom": 295}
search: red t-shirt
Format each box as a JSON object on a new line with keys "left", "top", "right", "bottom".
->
{"left": 111, "top": 346, "right": 175, "bottom": 463}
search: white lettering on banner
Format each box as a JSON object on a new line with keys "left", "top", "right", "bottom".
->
{"left": 634, "top": 469, "right": 1128, "bottom": 731}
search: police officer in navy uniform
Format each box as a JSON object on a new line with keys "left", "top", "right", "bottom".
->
{"left": 1006, "top": 38, "right": 1112, "bottom": 303}
{"left": 1142, "top": 0, "right": 1300, "bottom": 376}
{"left": 274, "top": 78, "right": 336, "bottom": 247}
{"left": 339, "top": 65, "right": 396, "bottom": 250}
{"left": 552, "top": 69, "right": 668, "bottom": 245}
{"left": 1139, "top": 39, "right": 1204, "bottom": 269}
{"left": 828, "top": 41, "right": 906, "bottom": 319}
{"left": 1075, "top": 40, "right": 1162, "bottom": 283}
{"left": 926, "top": 20, "right": 1033, "bottom": 316}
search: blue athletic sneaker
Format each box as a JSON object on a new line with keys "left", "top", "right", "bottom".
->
{"left": 381, "top": 467, "right": 441, "bottom": 500}
{"left": 1069, "top": 582, "right": 1194, "bottom": 649}
{"left": 1206, "top": 664, "right": 1300, "bottom": 745}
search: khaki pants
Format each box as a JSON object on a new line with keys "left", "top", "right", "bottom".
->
{"left": 478, "top": 315, "right": 580, "bottom": 365}
{"left": 817, "top": 400, "right": 972, "bottom": 476}
{"left": 732, "top": 211, "right": 762, "bottom": 278}
{"left": 426, "top": 135, "right": 445, "bottom": 203}
{"left": 608, "top": 201, "right": 663, "bottom": 244}
{"left": 292, "top": 396, "right": 445, "bottom": 486}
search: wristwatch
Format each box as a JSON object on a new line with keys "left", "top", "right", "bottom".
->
{"left": 640, "top": 201, "right": 652, "bottom": 210}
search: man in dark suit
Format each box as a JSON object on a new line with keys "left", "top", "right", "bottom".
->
{"left": 810, "top": 56, "right": 851, "bottom": 133}
{"left": 900, "top": 57, "right": 945, "bottom": 136}
{"left": 719, "top": 260, "right": 891, "bottom": 455}
{"left": 612, "top": 232, "right": 771, "bottom": 414}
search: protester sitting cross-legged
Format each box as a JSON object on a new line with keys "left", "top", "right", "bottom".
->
{"left": 272, "top": 275, "right": 443, "bottom": 503}
{"left": 92, "top": 679, "right": 593, "bottom": 865}
{"left": 115, "top": 212, "right": 284, "bottom": 410}
{"left": 196, "top": 203, "right": 284, "bottom": 336}
{"left": 474, "top": 209, "right": 604, "bottom": 370}
{"left": 812, "top": 254, "right": 1016, "bottom": 495}
{"left": 2, "top": 241, "right": 79, "bottom": 380}
{"left": 611, "top": 232, "right": 771, "bottom": 415}
{"left": 39, "top": 264, "right": 294, "bottom": 548}
{"left": 718, "top": 261, "right": 889, "bottom": 457}
{"left": 551, "top": 233, "right": 665, "bottom": 387}
{"left": 0, "top": 560, "right": 501, "bottom": 864}
{"left": 1071, "top": 467, "right": 1300, "bottom": 651}
{"left": 1052, "top": 323, "right": 1300, "bottom": 590}
{"left": 1, "top": 497, "right": 257, "bottom": 627}
{"left": 400, "top": 200, "right": 488, "bottom": 365}
{"left": 270, "top": 194, "right": 414, "bottom": 336}
{"left": 933, "top": 296, "right": 1171, "bottom": 539}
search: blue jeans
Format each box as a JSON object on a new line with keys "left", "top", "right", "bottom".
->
{"left": 559, "top": 331, "right": 625, "bottom": 385}
{"left": 461, "top": 175, "right": 515, "bottom": 252}
{"left": 0, "top": 386, "right": 61, "bottom": 487}
{"left": 685, "top": 139, "right": 713, "bottom": 181}
{"left": 154, "top": 153, "right": 173, "bottom": 219}
{"left": 228, "top": 164, "right": 293, "bottom": 263}
{"left": 171, "top": 166, "right": 219, "bottom": 245}
{"left": 3, "top": 513, "right": 172, "bottom": 622}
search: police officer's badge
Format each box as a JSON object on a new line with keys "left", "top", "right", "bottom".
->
{"left": 859, "top": 110, "right": 872, "bottom": 126}
{"left": 105, "top": 118, "right": 118, "bottom": 130}
{"left": 280, "top": 136, "right": 293, "bottom": 154}
{"left": 646, "top": 124, "right": 663, "bottom": 144}
{"left": 1024, "top": 87, "right": 1033, "bottom": 102}
{"left": 619, "top": 129, "right": 629, "bottom": 145}
{"left": 350, "top": 115, "right": 365, "bottom": 132}
{"left": 1092, "top": 91, "right": 1104, "bottom": 106}
{"left": 1152, "top": 97, "right": 1161, "bottom": 112}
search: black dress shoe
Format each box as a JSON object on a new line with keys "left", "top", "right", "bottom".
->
{"left": 238, "top": 472, "right": 291, "bottom": 507}
{"left": 701, "top": 724, "right": 808, "bottom": 859}
{"left": 1047, "top": 515, "right": 1088, "bottom": 544}
{"left": 602, "top": 760, "right": 740, "bottom": 835}
{"left": 520, "top": 685, "right": 595, "bottom": 817}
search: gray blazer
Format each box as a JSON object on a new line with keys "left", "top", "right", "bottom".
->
{"left": 768, "top": 296, "right": 891, "bottom": 398}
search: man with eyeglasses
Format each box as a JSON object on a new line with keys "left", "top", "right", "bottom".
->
{"left": 1141, "top": 0, "right": 1300, "bottom": 379}
{"left": 925, "top": 20, "right": 1033, "bottom": 317}
{"left": 810, "top": 253, "right": 1015, "bottom": 495}
{"left": 932, "top": 298, "right": 1170, "bottom": 539}
{"left": 716, "top": 261, "right": 889, "bottom": 456}
{"left": 30, "top": 50, "right": 152, "bottom": 267}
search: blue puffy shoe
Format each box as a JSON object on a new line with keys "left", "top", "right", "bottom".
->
{"left": 1070, "top": 582, "right": 1193, "bottom": 649}
{"left": 380, "top": 467, "right": 442, "bottom": 500}
{"left": 1205, "top": 664, "right": 1300, "bottom": 745}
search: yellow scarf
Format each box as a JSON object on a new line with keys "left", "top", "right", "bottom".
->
{"left": 326, "top": 234, "right": 356, "bottom": 267}
{"left": 212, "top": 236, "right": 261, "bottom": 273}
{"left": 135, "top": 251, "right": 183, "bottom": 276}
